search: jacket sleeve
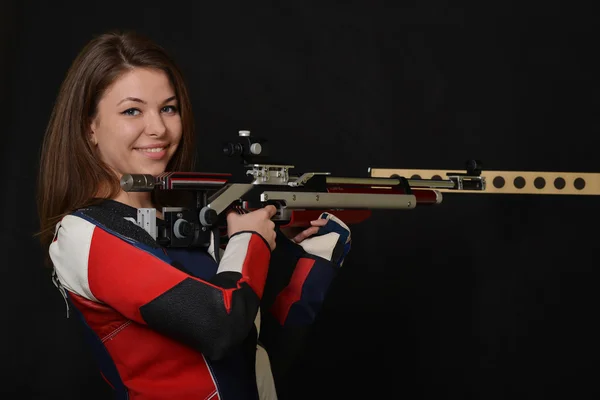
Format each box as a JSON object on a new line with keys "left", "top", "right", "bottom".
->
{"left": 259, "top": 213, "right": 350, "bottom": 395}
{"left": 265, "top": 212, "right": 351, "bottom": 327}
{"left": 50, "top": 214, "right": 271, "bottom": 361}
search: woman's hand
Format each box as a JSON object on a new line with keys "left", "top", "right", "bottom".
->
{"left": 280, "top": 218, "right": 329, "bottom": 243}
{"left": 226, "top": 205, "right": 278, "bottom": 250}
{"left": 291, "top": 213, "right": 352, "bottom": 267}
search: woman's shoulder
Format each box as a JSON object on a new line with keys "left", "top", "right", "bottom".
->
{"left": 62, "top": 199, "right": 159, "bottom": 249}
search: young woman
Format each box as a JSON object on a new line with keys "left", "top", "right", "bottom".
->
{"left": 36, "top": 31, "right": 352, "bottom": 400}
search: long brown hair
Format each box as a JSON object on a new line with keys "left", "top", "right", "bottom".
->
{"left": 36, "top": 31, "right": 196, "bottom": 263}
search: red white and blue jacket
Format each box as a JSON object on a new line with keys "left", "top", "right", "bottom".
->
{"left": 49, "top": 199, "right": 350, "bottom": 400}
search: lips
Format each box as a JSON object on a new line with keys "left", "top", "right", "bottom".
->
{"left": 134, "top": 142, "right": 169, "bottom": 150}
{"left": 136, "top": 146, "right": 166, "bottom": 153}
{"left": 134, "top": 144, "right": 169, "bottom": 160}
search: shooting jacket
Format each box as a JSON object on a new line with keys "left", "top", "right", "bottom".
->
{"left": 49, "top": 199, "right": 341, "bottom": 400}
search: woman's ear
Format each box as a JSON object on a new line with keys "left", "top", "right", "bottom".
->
{"left": 89, "top": 121, "right": 98, "bottom": 146}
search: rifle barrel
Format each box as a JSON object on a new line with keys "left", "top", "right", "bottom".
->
{"left": 326, "top": 176, "right": 456, "bottom": 189}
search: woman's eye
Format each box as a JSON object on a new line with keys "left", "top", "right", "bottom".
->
{"left": 162, "top": 105, "right": 178, "bottom": 113}
{"left": 122, "top": 108, "right": 140, "bottom": 116}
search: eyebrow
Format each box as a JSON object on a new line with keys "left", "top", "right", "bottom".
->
{"left": 117, "top": 95, "right": 177, "bottom": 106}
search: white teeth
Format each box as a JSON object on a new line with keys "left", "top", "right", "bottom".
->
{"left": 137, "top": 147, "right": 165, "bottom": 153}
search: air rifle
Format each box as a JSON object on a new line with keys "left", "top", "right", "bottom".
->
{"left": 120, "top": 130, "right": 486, "bottom": 251}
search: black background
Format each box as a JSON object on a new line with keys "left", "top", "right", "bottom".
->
{"left": 2, "top": 1, "right": 599, "bottom": 399}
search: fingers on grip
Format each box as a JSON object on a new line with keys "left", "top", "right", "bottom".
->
{"left": 263, "top": 205, "right": 277, "bottom": 218}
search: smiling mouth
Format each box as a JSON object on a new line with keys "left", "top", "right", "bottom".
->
{"left": 135, "top": 147, "right": 167, "bottom": 153}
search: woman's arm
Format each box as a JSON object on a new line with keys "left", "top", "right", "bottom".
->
{"left": 268, "top": 212, "right": 351, "bottom": 326}
{"left": 50, "top": 213, "right": 271, "bottom": 361}
{"left": 259, "top": 213, "right": 351, "bottom": 394}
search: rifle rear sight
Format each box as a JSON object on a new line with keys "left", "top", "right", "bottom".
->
{"left": 222, "top": 130, "right": 269, "bottom": 165}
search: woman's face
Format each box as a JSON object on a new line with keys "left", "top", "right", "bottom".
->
{"left": 90, "top": 67, "right": 182, "bottom": 177}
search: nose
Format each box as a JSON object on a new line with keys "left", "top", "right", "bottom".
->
{"left": 145, "top": 111, "right": 167, "bottom": 137}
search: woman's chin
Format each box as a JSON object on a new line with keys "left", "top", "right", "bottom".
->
{"left": 138, "top": 163, "right": 169, "bottom": 177}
